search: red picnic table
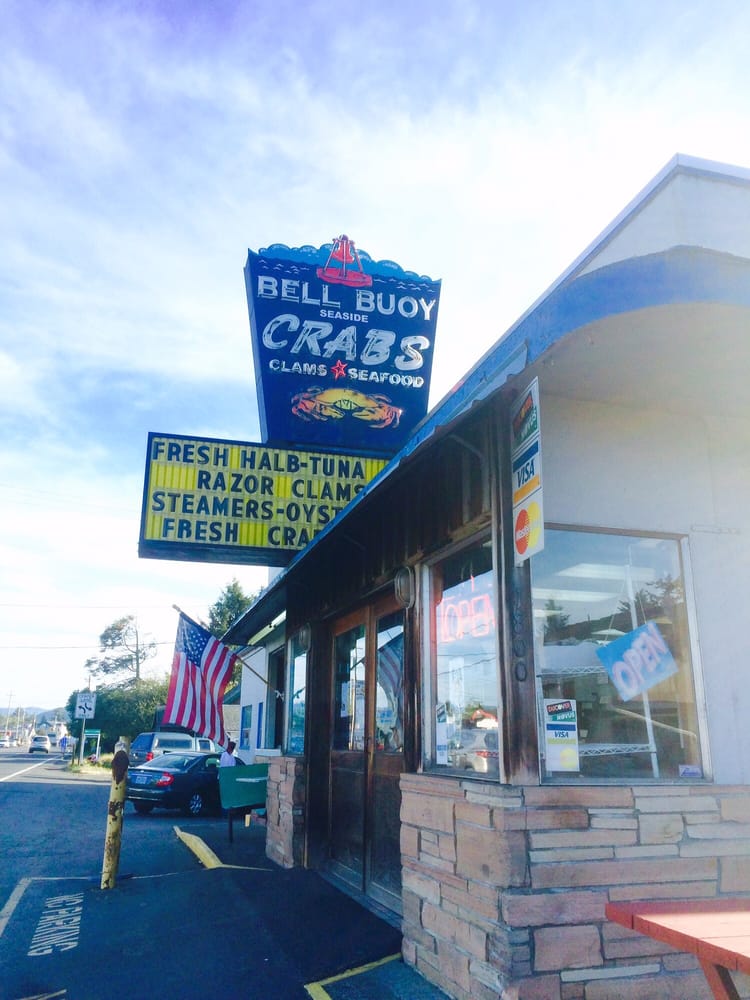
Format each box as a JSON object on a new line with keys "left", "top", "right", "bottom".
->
{"left": 606, "top": 898, "right": 750, "bottom": 1000}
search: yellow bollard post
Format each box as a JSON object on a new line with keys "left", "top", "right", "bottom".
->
{"left": 100, "top": 749, "right": 129, "bottom": 890}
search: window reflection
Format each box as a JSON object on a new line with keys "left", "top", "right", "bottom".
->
{"left": 376, "top": 612, "right": 404, "bottom": 753}
{"left": 333, "top": 625, "right": 366, "bottom": 751}
{"left": 431, "top": 538, "right": 500, "bottom": 778}
{"left": 532, "top": 529, "right": 703, "bottom": 781}
{"left": 240, "top": 704, "right": 252, "bottom": 753}
{"left": 286, "top": 633, "right": 307, "bottom": 755}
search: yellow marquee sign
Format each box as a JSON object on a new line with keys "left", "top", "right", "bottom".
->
{"left": 139, "top": 432, "right": 388, "bottom": 566}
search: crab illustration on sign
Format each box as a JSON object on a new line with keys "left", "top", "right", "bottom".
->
{"left": 291, "top": 386, "right": 403, "bottom": 428}
{"left": 316, "top": 235, "right": 373, "bottom": 288}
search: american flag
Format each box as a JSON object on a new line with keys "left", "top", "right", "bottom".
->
{"left": 377, "top": 630, "right": 404, "bottom": 702}
{"left": 162, "top": 613, "right": 237, "bottom": 746}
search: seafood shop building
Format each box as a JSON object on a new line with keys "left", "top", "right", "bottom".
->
{"left": 225, "top": 155, "right": 750, "bottom": 1000}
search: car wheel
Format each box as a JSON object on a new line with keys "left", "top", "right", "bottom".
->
{"left": 133, "top": 802, "right": 155, "bottom": 815}
{"left": 186, "top": 792, "right": 204, "bottom": 816}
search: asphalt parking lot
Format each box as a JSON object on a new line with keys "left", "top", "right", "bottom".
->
{"left": 1, "top": 768, "right": 449, "bottom": 1000}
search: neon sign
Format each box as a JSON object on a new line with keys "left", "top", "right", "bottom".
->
{"left": 245, "top": 238, "right": 441, "bottom": 455}
{"left": 437, "top": 576, "right": 496, "bottom": 645}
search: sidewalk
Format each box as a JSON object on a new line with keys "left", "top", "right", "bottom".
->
{"left": 179, "top": 815, "right": 452, "bottom": 1000}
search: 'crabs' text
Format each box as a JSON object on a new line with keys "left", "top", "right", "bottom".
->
{"left": 262, "top": 315, "right": 430, "bottom": 369}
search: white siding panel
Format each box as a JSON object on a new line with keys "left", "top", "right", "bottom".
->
{"left": 540, "top": 393, "right": 750, "bottom": 783}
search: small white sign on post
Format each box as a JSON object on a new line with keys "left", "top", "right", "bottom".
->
{"left": 74, "top": 691, "right": 96, "bottom": 720}
{"left": 510, "top": 377, "right": 544, "bottom": 564}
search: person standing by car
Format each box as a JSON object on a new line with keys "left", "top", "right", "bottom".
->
{"left": 220, "top": 740, "right": 238, "bottom": 767}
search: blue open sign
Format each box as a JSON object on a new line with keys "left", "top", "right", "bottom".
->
{"left": 596, "top": 621, "right": 678, "bottom": 702}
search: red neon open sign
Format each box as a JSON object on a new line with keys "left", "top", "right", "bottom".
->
{"left": 437, "top": 590, "right": 495, "bottom": 644}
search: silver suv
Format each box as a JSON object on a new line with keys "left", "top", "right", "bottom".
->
{"left": 29, "top": 735, "right": 51, "bottom": 753}
{"left": 129, "top": 731, "right": 216, "bottom": 766}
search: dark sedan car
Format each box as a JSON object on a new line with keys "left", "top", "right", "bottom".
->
{"left": 126, "top": 751, "right": 222, "bottom": 816}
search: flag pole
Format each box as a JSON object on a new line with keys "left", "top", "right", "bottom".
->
{"left": 172, "top": 604, "right": 209, "bottom": 630}
{"left": 171, "top": 605, "right": 282, "bottom": 697}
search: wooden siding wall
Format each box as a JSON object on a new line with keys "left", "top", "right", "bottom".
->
{"left": 285, "top": 410, "right": 495, "bottom": 634}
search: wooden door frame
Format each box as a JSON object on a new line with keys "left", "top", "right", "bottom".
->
{"left": 326, "top": 591, "right": 404, "bottom": 896}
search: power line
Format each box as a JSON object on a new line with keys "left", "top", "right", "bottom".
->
{"left": 0, "top": 603, "right": 184, "bottom": 609}
{"left": 0, "top": 640, "right": 175, "bottom": 650}
{"left": 0, "top": 482, "right": 136, "bottom": 515}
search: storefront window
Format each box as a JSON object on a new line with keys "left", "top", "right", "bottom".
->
{"left": 333, "top": 624, "right": 366, "bottom": 751}
{"left": 267, "top": 647, "right": 285, "bottom": 750}
{"left": 240, "top": 704, "right": 253, "bottom": 753}
{"left": 285, "top": 632, "right": 307, "bottom": 755}
{"left": 428, "top": 537, "right": 501, "bottom": 778}
{"left": 532, "top": 528, "right": 703, "bottom": 781}
{"left": 376, "top": 611, "right": 404, "bottom": 753}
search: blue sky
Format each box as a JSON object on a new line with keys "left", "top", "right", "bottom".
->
{"left": 2, "top": 0, "right": 750, "bottom": 712}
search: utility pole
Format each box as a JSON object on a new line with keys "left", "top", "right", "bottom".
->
{"left": 133, "top": 620, "right": 142, "bottom": 682}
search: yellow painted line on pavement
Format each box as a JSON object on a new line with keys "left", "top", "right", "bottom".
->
{"left": 304, "top": 953, "right": 401, "bottom": 999}
{"left": 173, "top": 826, "right": 271, "bottom": 872}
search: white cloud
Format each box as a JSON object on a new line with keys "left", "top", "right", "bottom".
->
{"left": 2, "top": 0, "right": 750, "bottom": 709}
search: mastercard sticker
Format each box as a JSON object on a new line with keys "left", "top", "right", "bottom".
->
{"left": 514, "top": 500, "right": 542, "bottom": 559}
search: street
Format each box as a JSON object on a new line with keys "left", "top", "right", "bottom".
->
{"left": 0, "top": 751, "right": 406, "bottom": 1000}
{"left": 0, "top": 751, "right": 196, "bottom": 899}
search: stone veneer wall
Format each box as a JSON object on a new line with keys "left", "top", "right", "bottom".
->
{"left": 260, "top": 755, "right": 306, "bottom": 869}
{"left": 400, "top": 774, "right": 750, "bottom": 1000}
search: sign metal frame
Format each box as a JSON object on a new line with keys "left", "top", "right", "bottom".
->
{"left": 138, "top": 432, "right": 388, "bottom": 566}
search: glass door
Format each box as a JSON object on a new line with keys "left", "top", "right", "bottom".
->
{"left": 330, "top": 613, "right": 367, "bottom": 881}
{"left": 328, "top": 596, "right": 405, "bottom": 911}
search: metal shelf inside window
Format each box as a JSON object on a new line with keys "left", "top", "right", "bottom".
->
{"left": 537, "top": 656, "right": 659, "bottom": 778}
